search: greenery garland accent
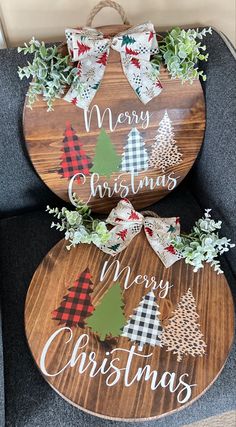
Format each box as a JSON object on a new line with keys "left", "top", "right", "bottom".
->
{"left": 152, "top": 27, "right": 212, "bottom": 83}
{"left": 47, "top": 199, "right": 234, "bottom": 274}
{"left": 18, "top": 38, "right": 75, "bottom": 111}
{"left": 18, "top": 26, "right": 211, "bottom": 110}
{"left": 171, "top": 209, "right": 235, "bottom": 274}
{"left": 46, "top": 194, "right": 110, "bottom": 250}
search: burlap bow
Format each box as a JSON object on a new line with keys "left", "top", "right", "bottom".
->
{"left": 98, "top": 199, "right": 182, "bottom": 268}
{"left": 64, "top": 22, "right": 162, "bottom": 110}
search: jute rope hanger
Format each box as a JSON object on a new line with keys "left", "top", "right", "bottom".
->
{"left": 85, "top": 0, "right": 163, "bottom": 41}
{"left": 58, "top": 0, "right": 161, "bottom": 67}
{"left": 86, "top": 0, "right": 130, "bottom": 27}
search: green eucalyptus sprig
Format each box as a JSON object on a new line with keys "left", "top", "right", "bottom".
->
{"left": 17, "top": 38, "right": 76, "bottom": 111}
{"left": 46, "top": 194, "right": 110, "bottom": 250}
{"left": 172, "top": 209, "right": 235, "bottom": 274}
{"left": 152, "top": 27, "right": 212, "bottom": 83}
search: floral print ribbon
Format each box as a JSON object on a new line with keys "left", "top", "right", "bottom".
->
{"left": 98, "top": 199, "right": 182, "bottom": 268}
{"left": 64, "top": 22, "right": 162, "bottom": 110}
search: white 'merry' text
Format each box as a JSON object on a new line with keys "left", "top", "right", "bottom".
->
{"left": 100, "top": 259, "right": 173, "bottom": 296}
{"left": 83, "top": 104, "right": 152, "bottom": 132}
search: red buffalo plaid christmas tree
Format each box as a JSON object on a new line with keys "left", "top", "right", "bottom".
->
{"left": 58, "top": 121, "right": 92, "bottom": 183}
{"left": 51, "top": 267, "right": 94, "bottom": 327}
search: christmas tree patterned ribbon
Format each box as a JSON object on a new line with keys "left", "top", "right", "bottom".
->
{"left": 98, "top": 199, "right": 182, "bottom": 268}
{"left": 64, "top": 22, "right": 162, "bottom": 110}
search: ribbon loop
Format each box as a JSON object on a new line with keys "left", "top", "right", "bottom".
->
{"left": 97, "top": 199, "right": 182, "bottom": 267}
{"left": 106, "top": 198, "right": 144, "bottom": 225}
{"left": 64, "top": 22, "right": 162, "bottom": 110}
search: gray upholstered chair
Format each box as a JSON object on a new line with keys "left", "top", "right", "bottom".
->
{"left": 0, "top": 29, "right": 235, "bottom": 426}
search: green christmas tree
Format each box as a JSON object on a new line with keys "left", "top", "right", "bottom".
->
{"left": 91, "top": 129, "right": 121, "bottom": 178}
{"left": 121, "top": 35, "right": 136, "bottom": 46}
{"left": 86, "top": 282, "right": 125, "bottom": 341}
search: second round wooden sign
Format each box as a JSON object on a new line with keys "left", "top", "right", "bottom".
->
{"left": 23, "top": 25, "right": 205, "bottom": 213}
{"left": 25, "top": 233, "right": 234, "bottom": 421}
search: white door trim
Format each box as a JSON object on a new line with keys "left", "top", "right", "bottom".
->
{"left": 0, "top": 18, "right": 7, "bottom": 49}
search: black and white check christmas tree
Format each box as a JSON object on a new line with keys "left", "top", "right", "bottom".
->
{"left": 120, "top": 127, "right": 148, "bottom": 174}
{"left": 122, "top": 291, "right": 163, "bottom": 351}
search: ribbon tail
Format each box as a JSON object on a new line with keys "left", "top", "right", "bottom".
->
{"left": 63, "top": 76, "right": 103, "bottom": 110}
{"left": 63, "top": 52, "right": 109, "bottom": 110}
{"left": 144, "top": 217, "right": 182, "bottom": 268}
{"left": 120, "top": 56, "right": 162, "bottom": 105}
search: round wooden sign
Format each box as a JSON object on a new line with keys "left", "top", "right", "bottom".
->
{"left": 25, "top": 235, "right": 234, "bottom": 421}
{"left": 23, "top": 25, "right": 205, "bottom": 213}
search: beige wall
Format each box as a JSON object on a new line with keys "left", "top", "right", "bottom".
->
{"left": 0, "top": 0, "right": 235, "bottom": 47}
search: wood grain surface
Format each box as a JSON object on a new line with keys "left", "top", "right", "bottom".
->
{"left": 25, "top": 235, "right": 234, "bottom": 421}
{"left": 23, "top": 25, "right": 205, "bottom": 214}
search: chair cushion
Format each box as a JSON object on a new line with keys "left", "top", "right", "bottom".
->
{"left": 0, "top": 188, "right": 235, "bottom": 427}
{"left": 191, "top": 29, "right": 236, "bottom": 278}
